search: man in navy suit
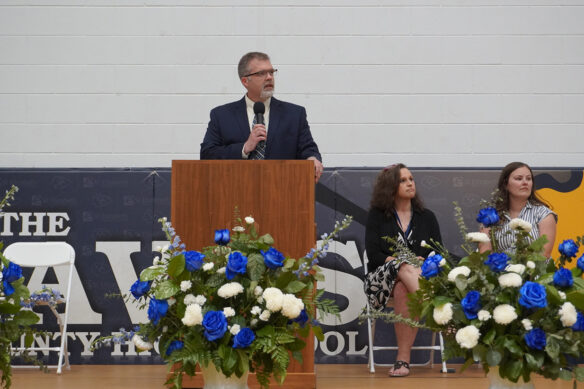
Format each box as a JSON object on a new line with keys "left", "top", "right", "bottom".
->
{"left": 200, "top": 52, "right": 324, "bottom": 182}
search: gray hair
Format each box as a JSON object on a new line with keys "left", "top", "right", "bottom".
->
{"left": 238, "top": 52, "right": 270, "bottom": 78}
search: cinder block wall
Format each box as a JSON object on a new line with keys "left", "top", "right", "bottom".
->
{"left": 1, "top": 1, "right": 583, "bottom": 168}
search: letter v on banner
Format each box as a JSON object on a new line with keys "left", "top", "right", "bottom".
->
{"left": 96, "top": 241, "right": 147, "bottom": 323}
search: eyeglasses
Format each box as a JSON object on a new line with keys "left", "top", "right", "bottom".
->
{"left": 244, "top": 69, "right": 278, "bottom": 78}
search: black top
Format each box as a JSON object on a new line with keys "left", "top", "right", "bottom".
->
{"left": 365, "top": 206, "right": 443, "bottom": 273}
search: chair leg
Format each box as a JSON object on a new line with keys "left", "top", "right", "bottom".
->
{"left": 366, "top": 303, "right": 376, "bottom": 373}
{"left": 439, "top": 332, "right": 448, "bottom": 373}
{"left": 50, "top": 304, "right": 68, "bottom": 374}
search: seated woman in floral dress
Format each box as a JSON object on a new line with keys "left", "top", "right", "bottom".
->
{"left": 364, "top": 163, "right": 443, "bottom": 377}
{"left": 479, "top": 161, "right": 557, "bottom": 257}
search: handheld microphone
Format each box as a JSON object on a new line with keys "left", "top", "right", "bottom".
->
{"left": 253, "top": 102, "right": 265, "bottom": 125}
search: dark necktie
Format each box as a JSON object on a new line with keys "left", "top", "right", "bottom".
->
{"left": 249, "top": 116, "right": 266, "bottom": 160}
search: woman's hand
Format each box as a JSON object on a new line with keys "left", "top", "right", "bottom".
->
{"left": 478, "top": 225, "right": 492, "bottom": 253}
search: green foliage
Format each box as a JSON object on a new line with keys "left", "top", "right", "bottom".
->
{"left": 1, "top": 185, "right": 41, "bottom": 389}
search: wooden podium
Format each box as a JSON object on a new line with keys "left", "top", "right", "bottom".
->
{"left": 171, "top": 160, "right": 316, "bottom": 389}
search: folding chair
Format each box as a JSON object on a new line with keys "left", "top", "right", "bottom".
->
{"left": 4, "top": 242, "right": 75, "bottom": 374}
{"left": 363, "top": 256, "right": 448, "bottom": 374}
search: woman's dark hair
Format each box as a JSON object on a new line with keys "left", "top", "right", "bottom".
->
{"left": 370, "top": 163, "right": 424, "bottom": 217}
{"left": 495, "top": 161, "right": 551, "bottom": 213}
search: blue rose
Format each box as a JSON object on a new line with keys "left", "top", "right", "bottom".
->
{"left": 262, "top": 247, "right": 285, "bottom": 269}
{"left": 2, "top": 262, "right": 23, "bottom": 283}
{"left": 165, "top": 340, "right": 184, "bottom": 356}
{"left": 185, "top": 250, "right": 205, "bottom": 272}
{"left": 553, "top": 267, "right": 574, "bottom": 289}
{"left": 461, "top": 290, "right": 482, "bottom": 320}
{"left": 225, "top": 252, "right": 248, "bottom": 280}
{"left": 559, "top": 239, "right": 579, "bottom": 258}
{"left": 519, "top": 281, "right": 547, "bottom": 309}
{"left": 130, "top": 280, "right": 152, "bottom": 299}
{"left": 293, "top": 309, "right": 309, "bottom": 327}
{"left": 202, "top": 310, "right": 228, "bottom": 341}
{"left": 578, "top": 255, "right": 584, "bottom": 272}
{"left": 421, "top": 254, "right": 443, "bottom": 279}
{"left": 2, "top": 280, "right": 15, "bottom": 296}
{"left": 573, "top": 312, "right": 584, "bottom": 331}
{"left": 484, "top": 252, "right": 510, "bottom": 273}
{"left": 524, "top": 328, "right": 546, "bottom": 350}
{"left": 476, "top": 207, "right": 500, "bottom": 227}
{"left": 232, "top": 328, "right": 255, "bottom": 349}
{"left": 214, "top": 229, "right": 230, "bottom": 245}
{"left": 147, "top": 298, "right": 169, "bottom": 325}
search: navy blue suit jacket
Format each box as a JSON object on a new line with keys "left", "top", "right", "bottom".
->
{"left": 200, "top": 97, "right": 321, "bottom": 161}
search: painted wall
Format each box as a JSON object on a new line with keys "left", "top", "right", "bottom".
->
{"left": 1, "top": 1, "right": 583, "bottom": 168}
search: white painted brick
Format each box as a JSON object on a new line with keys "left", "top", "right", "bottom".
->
{"left": 500, "top": 94, "right": 564, "bottom": 124}
{"left": 562, "top": 95, "right": 584, "bottom": 124}
{"left": 500, "top": 37, "right": 566, "bottom": 65}
{"left": 0, "top": 1, "right": 583, "bottom": 170}
{"left": 0, "top": 95, "right": 26, "bottom": 124}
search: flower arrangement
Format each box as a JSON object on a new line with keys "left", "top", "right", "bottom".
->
{"left": 99, "top": 213, "right": 351, "bottom": 389}
{"left": 407, "top": 205, "right": 584, "bottom": 384}
{"left": 0, "top": 185, "right": 40, "bottom": 389}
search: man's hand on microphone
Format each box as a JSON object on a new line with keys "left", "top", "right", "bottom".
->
{"left": 243, "top": 124, "right": 267, "bottom": 154}
{"left": 308, "top": 156, "right": 323, "bottom": 183}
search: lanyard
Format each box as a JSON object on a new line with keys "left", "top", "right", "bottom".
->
{"left": 393, "top": 209, "right": 413, "bottom": 240}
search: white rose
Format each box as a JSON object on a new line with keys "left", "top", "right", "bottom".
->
{"left": 181, "top": 304, "right": 203, "bottom": 326}
{"left": 559, "top": 291, "right": 566, "bottom": 300}
{"left": 256, "top": 296, "right": 264, "bottom": 304}
{"left": 505, "top": 264, "right": 526, "bottom": 275}
{"left": 223, "top": 307, "right": 235, "bottom": 318}
{"left": 262, "top": 287, "right": 284, "bottom": 312}
{"left": 203, "top": 262, "right": 214, "bottom": 271}
{"left": 232, "top": 226, "right": 245, "bottom": 232}
{"left": 251, "top": 306, "right": 262, "bottom": 315}
{"left": 439, "top": 258, "right": 446, "bottom": 267}
{"left": 477, "top": 310, "right": 491, "bottom": 321}
{"left": 180, "top": 280, "right": 192, "bottom": 292}
{"left": 167, "top": 297, "right": 176, "bottom": 306}
{"left": 559, "top": 302, "right": 578, "bottom": 327}
{"left": 420, "top": 240, "right": 431, "bottom": 248}
{"left": 217, "top": 267, "right": 226, "bottom": 274}
{"left": 508, "top": 218, "right": 533, "bottom": 233}
{"left": 259, "top": 310, "right": 271, "bottom": 321}
{"left": 184, "top": 294, "right": 196, "bottom": 305}
{"left": 245, "top": 216, "right": 255, "bottom": 224}
{"left": 230, "top": 324, "right": 241, "bottom": 335}
{"left": 432, "top": 303, "right": 453, "bottom": 325}
{"left": 250, "top": 319, "right": 258, "bottom": 327}
{"left": 217, "top": 282, "right": 244, "bottom": 298}
{"left": 466, "top": 232, "right": 490, "bottom": 243}
{"left": 281, "top": 294, "right": 304, "bottom": 319}
{"left": 521, "top": 319, "right": 533, "bottom": 331}
{"left": 493, "top": 304, "right": 518, "bottom": 325}
{"left": 526, "top": 261, "right": 536, "bottom": 269}
{"left": 448, "top": 266, "right": 471, "bottom": 282}
{"left": 455, "top": 325, "right": 481, "bottom": 349}
{"left": 254, "top": 286, "right": 263, "bottom": 296}
{"left": 194, "top": 295, "right": 207, "bottom": 306}
{"left": 498, "top": 273, "right": 523, "bottom": 288}
{"left": 132, "top": 334, "right": 153, "bottom": 351}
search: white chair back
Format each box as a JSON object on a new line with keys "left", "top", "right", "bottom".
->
{"left": 4, "top": 241, "right": 75, "bottom": 374}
